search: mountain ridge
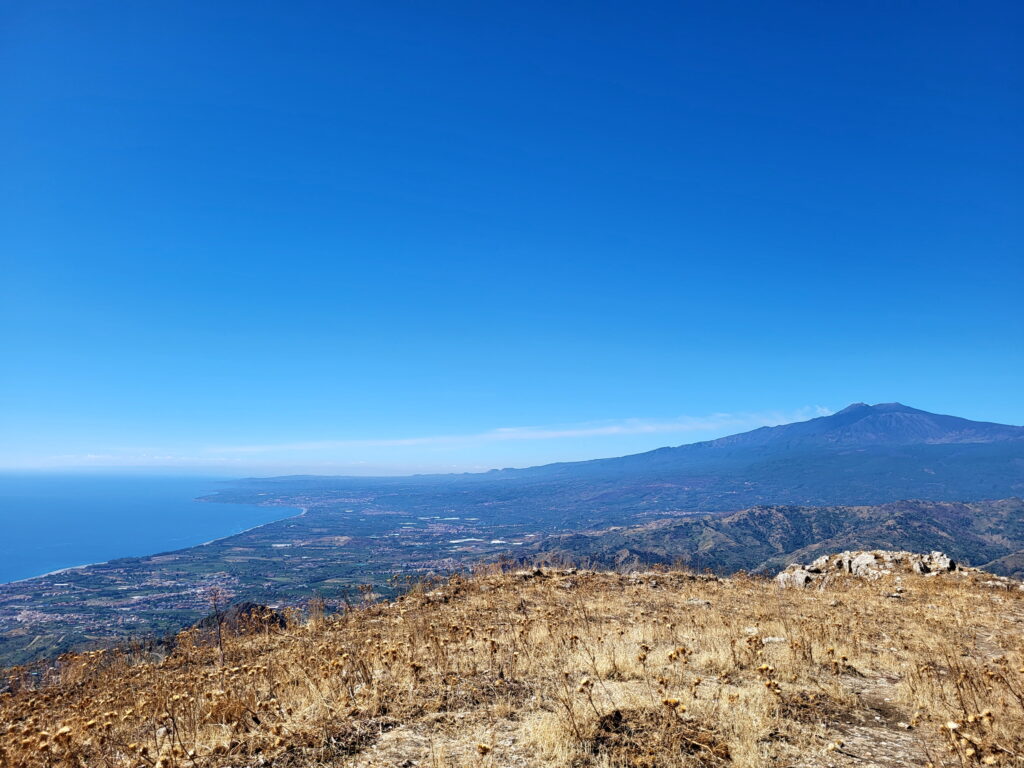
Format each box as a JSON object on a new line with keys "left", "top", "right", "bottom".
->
{"left": 499, "top": 402, "right": 1024, "bottom": 479}
{"left": 236, "top": 404, "right": 1024, "bottom": 515}
{"left": 524, "top": 497, "right": 1024, "bottom": 577}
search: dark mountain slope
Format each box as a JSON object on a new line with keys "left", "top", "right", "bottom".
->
{"left": 982, "top": 551, "right": 1024, "bottom": 580}
{"left": 525, "top": 498, "right": 1024, "bottom": 575}
{"left": 709, "top": 402, "right": 1024, "bottom": 448}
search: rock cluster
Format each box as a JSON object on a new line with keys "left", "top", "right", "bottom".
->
{"left": 774, "top": 549, "right": 1021, "bottom": 589}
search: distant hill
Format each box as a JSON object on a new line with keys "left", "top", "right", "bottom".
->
{"left": 522, "top": 497, "right": 1024, "bottom": 576}
{"left": 238, "top": 402, "right": 1024, "bottom": 522}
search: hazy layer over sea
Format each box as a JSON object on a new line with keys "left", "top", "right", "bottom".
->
{"left": 0, "top": 474, "right": 296, "bottom": 583}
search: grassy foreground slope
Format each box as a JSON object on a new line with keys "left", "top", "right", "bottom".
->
{"left": 3, "top": 564, "right": 1023, "bottom": 767}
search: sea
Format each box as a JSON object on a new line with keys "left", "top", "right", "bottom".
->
{"left": 0, "top": 474, "right": 298, "bottom": 584}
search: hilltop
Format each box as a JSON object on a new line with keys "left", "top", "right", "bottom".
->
{"left": 3, "top": 559, "right": 1023, "bottom": 767}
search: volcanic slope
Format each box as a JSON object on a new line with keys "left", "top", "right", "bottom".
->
{"left": 227, "top": 403, "right": 1024, "bottom": 525}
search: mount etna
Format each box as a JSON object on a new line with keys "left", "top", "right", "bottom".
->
{"left": 229, "top": 402, "right": 1024, "bottom": 525}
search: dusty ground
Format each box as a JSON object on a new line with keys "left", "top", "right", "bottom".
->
{"left": 2, "top": 562, "right": 1023, "bottom": 767}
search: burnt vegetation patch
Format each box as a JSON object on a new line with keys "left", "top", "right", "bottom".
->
{"left": 777, "top": 690, "right": 857, "bottom": 725}
{"left": 582, "top": 707, "right": 730, "bottom": 767}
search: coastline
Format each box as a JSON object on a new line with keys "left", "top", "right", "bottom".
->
{"left": 193, "top": 504, "right": 308, "bottom": 547}
{"left": 1, "top": 502, "right": 307, "bottom": 587}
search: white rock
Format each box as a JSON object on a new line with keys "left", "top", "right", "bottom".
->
{"left": 850, "top": 553, "right": 878, "bottom": 575}
{"left": 928, "top": 551, "right": 955, "bottom": 571}
{"left": 774, "top": 568, "right": 812, "bottom": 588}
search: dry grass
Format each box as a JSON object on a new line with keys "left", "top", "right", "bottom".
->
{"left": 1, "top": 566, "right": 1023, "bottom": 767}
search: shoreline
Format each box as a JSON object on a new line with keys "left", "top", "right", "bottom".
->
{"left": 193, "top": 504, "right": 308, "bottom": 547}
{"left": 1, "top": 502, "right": 307, "bottom": 587}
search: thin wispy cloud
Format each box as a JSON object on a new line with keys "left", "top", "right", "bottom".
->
{"left": 11, "top": 406, "right": 833, "bottom": 472}
{"left": 208, "top": 406, "right": 833, "bottom": 455}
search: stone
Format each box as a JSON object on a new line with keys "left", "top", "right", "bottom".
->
{"left": 774, "top": 568, "right": 812, "bottom": 588}
{"left": 928, "top": 551, "right": 955, "bottom": 571}
{"left": 850, "top": 553, "right": 878, "bottom": 576}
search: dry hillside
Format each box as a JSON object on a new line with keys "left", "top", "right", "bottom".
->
{"left": 2, "top": 558, "right": 1024, "bottom": 768}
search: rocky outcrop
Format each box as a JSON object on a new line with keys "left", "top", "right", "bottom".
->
{"left": 774, "top": 550, "right": 1023, "bottom": 590}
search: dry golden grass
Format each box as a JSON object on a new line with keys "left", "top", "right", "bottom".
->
{"left": 2, "top": 565, "right": 1023, "bottom": 767}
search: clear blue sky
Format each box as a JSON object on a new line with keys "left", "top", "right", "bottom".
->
{"left": 2, "top": 1, "right": 1021, "bottom": 475}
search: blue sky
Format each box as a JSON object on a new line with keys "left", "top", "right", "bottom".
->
{"left": 2, "top": 1, "right": 1021, "bottom": 475}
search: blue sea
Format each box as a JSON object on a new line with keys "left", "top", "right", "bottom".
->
{"left": 0, "top": 474, "right": 297, "bottom": 584}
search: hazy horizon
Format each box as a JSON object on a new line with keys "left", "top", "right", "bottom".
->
{"left": 3, "top": 401, "right": 1024, "bottom": 477}
{"left": 1, "top": 405, "right": 839, "bottom": 476}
